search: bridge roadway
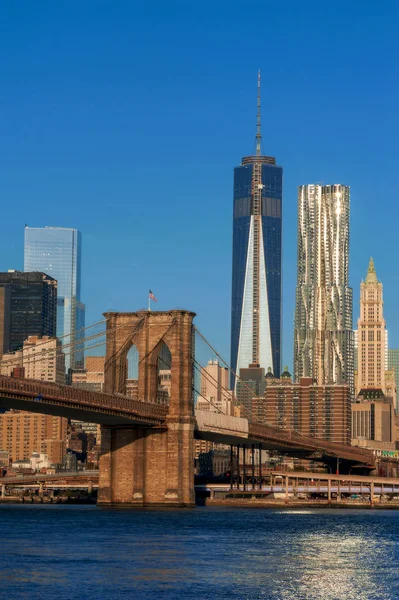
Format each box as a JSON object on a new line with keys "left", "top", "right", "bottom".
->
{"left": 0, "top": 375, "right": 374, "bottom": 468}
{"left": 4, "top": 471, "right": 399, "bottom": 499}
{"left": 199, "top": 471, "right": 399, "bottom": 497}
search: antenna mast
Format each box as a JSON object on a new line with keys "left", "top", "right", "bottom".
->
{"left": 256, "top": 70, "right": 262, "bottom": 156}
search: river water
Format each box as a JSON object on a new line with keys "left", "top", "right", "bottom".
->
{"left": 0, "top": 505, "right": 398, "bottom": 600}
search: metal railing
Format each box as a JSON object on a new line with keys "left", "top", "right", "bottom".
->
{"left": 249, "top": 422, "right": 375, "bottom": 464}
{"left": 0, "top": 375, "right": 168, "bottom": 421}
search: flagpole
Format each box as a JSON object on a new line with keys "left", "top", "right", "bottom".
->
{"left": 148, "top": 294, "right": 151, "bottom": 312}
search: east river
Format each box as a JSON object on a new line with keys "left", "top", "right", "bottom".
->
{"left": 0, "top": 505, "right": 398, "bottom": 600}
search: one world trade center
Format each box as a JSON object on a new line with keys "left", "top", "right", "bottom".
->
{"left": 230, "top": 72, "right": 283, "bottom": 389}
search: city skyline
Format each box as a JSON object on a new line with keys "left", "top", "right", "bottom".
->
{"left": 0, "top": 3, "right": 398, "bottom": 370}
{"left": 0, "top": 5, "right": 398, "bottom": 597}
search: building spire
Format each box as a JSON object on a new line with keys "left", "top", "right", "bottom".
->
{"left": 256, "top": 70, "right": 262, "bottom": 156}
{"left": 365, "top": 257, "right": 378, "bottom": 284}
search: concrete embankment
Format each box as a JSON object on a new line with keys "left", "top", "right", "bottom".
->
{"left": 206, "top": 498, "right": 399, "bottom": 509}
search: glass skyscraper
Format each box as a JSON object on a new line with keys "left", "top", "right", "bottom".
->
{"left": 0, "top": 271, "right": 57, "bottom": 353}
{"left": 230, "top": 73, "right": 283, "bottom": 389}
{"left": 24, "top": 226, "right": 85, "bottom": 370}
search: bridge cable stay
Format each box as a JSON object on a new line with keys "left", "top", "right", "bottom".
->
{"left": 193, "top": 358, "right": 231, "bottom": 415}
{"left": 193, "top": 326, "right": 265, "bottom": 421}
{"left": 192, "top": 361, "right": 225, "bottom": 414}
{"left": 0, "top": 318, "right": 149, "bottom": 376}
{"left": 193, "top": 327, "right": 350, "bottom": 438}
{"left": 0, "top": 321, "right": 108, "bottom": 370}
{"left": 0, "top": 319, "right": 107, "bottom": 369}
{"left": 194, "top": 325, "right": 258, "bottom": 396}
{"left": 0, "top": 314, "right": 182, "bottom": 405}
{"left": 193, "top": 343, "right": 351, "bottom": 434}
{"left": 0, "top": 316, "right": 162, "bottom": 370}
{"left": 192, "top": 383, "right": 224, "bottom": 414}
{"left": 156, "top": 344, "right": 225, "bottom": 414}
{"left": 154, "top": 345, "right": 226, "bottom": 414}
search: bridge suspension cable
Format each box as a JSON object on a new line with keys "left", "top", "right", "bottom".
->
{"left": 193, "top": 326, "right": 265, "bottom": 419}
{"left": 0, "top": 317, "right": 142, "bottom": 370}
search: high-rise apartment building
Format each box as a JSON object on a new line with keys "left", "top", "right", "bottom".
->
{"left": 230, "top": 73, "right": 282, "bottom": 389}
{"left": 294, "top": 184, "right": 353, "bottom": 392}
{"left": 0, "top": 336, "right": 67, "bottom": 464}
{"left": 0, "top": 271, "right": 57, "bottom": 353}
{"left": 252, "top": 373, "right": 352, "bottom": 445}
{"left": 355, "top": 258, "right": 395, "bottom": 401}
{"left": 0, "top": 412, "right": 67, "bottom": 464}
{"left": 24, "top": 226, "right": 85, "bottom": 369}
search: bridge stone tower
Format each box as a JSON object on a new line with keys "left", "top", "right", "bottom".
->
{"left": 98, "top": 310, "right": 196, "bottom": 507}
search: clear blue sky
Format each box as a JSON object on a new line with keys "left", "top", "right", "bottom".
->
{"left": 0, "top": 1, "right": 398, "bottom": 371}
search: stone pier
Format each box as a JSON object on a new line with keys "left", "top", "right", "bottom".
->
{"left": 98, "top": 310, "right": 196, "bottom": 507}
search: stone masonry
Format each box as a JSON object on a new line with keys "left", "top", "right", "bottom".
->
{"left": 98, "top": 310, "right": 196, "bottom": 507}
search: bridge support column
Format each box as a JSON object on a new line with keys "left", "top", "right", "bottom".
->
{"left": 1, "top": 484, "right": 5, "bottom": 498}
{"left": 98, "top": 418, "right": 195, "bottom": 507}
{"left": 327, "top": 478, "right": 331, "bottom": 505}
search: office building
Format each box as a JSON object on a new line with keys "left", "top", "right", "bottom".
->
{"left": 197, "top": 449, "right": 231, "bottom": 477}
{"left": 388, "top": 349, "right": 399, "bottom": 412}
{"left": 0, "top": 271, "right": 57, "bottom": 353}
{"left": 352, "top": 390, "right": 395, "bottom": 451}
{"left": 24, "top": 226, "right": 85, "bottom": 369}
{"left": 355, "top": 258, "right": 395, "bottom": 403}
{"left": 235, "top": 364, "right": 266, "bottom": 420}
{"left": 351, "top": 259, "right": 396, "bottom": 451}
{"left": 294, "top": 184, "right": 354, "bottom": 393}
{"left": 252, "top": 371, "right": 352, "bottom": 445}
{"left": 230, "top": 72, "right": 283, "bottom": 389}
{"left": 71, "top": 356, "right": 105, "bottom": 392}
{"left": 197, "top": 360, "right": 234, "bottom": 415}
{"left": 0, "top": 335, "right": 65, "bottom": 383}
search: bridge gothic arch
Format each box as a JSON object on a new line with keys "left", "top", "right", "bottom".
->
{"left": 104, "top": 310, "right": 194, "bottom": 418}
{"left": 100, "top": 310, "right": 196, "bottom": 507}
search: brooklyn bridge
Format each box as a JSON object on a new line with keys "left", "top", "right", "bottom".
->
{"left": 0, "top": 309, "right": 374, "bottom": 506}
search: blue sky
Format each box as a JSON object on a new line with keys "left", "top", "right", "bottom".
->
{"left": 0, "top": 1, "right": 398, "bottom": 371}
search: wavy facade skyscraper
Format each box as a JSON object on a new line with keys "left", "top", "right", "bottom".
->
{"left": 294, "top": 184, "right": 353, "bottom": 392}
{"left": 230, "top": 73, "right": 283, "bottom": 389}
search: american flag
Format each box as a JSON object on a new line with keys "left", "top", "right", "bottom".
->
{"left": 149, "top": 289, "right": 157, "bottom": 302}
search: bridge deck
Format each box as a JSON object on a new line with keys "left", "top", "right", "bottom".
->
{"left": 0, "top": 375, "right": 167, "bottom": 426}
{"left": 0, "top": 376, "right": 375, "bottom": 467}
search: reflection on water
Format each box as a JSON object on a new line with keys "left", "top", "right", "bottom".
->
{"left": 0, "top": 505, "right": 398, "bottom": 600}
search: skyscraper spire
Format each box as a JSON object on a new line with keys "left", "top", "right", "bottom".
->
{"left": 256, "top": 70, "right": 262, "bottom": 156}
{"left": 365, "top": 257, "right": 378, "bottom": 284}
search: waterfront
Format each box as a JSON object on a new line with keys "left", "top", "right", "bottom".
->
{"left": 0, "top": 506, "right": 398, "bottom": 600}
